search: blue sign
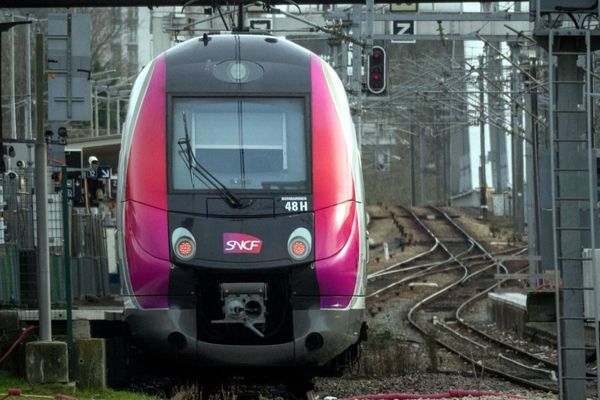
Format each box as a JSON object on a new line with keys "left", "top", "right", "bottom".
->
{"left": 97, "top": 166, "right": 112, "bottom": 179}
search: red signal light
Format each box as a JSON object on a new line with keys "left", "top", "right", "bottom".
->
{"left": 367, "top": 46, "right": 386, "bottom": 95}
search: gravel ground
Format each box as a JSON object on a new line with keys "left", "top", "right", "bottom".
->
{"left": 315, "top": 373, "right": 557, "bottom": 399}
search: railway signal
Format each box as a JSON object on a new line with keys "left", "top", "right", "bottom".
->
{"left": 367, "top": 46, "right": 386, "bottom": 95}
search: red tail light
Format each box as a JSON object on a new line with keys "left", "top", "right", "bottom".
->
{"left": 172, "top": 227, "right": 196, "bottom": 261}
{"left": 287, "top": 227, "right": 312, "bottom": 261}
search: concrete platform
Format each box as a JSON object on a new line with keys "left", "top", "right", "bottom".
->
{"left": 17, "top": 307, "right": 123, "bottom": 322}
{"left": 487, "top": 292, "right": 527, "bottom": 336}
{"left": 488, "top": 291, "right": 596, "bottom": 348}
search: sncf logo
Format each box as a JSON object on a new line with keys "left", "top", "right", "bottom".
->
{"left": 223, "top": 233, "right": 263, "bottom": 254}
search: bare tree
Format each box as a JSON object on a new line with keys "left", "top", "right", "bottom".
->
{"left": 88, "top": 8, "right": 124, "bottom": 72}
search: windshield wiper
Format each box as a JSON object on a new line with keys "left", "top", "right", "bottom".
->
{"left": 178, "top": 112, "right": 246, "bottom": 208}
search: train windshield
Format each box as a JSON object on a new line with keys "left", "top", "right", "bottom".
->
{"left": 172, "top": 98, "right": 307, "bottom": 192}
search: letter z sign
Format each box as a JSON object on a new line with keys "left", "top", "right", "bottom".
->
{"left": 391, "top": 21, "right": 415, "bottom": 43}
{"left": 223, "top": 233, "right": 263, "bottom": 254}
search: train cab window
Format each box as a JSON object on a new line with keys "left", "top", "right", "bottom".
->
{"left": 172, "top": 98, "right": 307, "bottom": 191}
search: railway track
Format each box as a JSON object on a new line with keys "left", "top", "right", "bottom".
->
{"left": 366, "top": 207, "right": 471, "bottom": 299}
{"left": 366, "top": 205, "right": 576, "bottom": 393}
{"left": 406, "top": 206, "right": 560, "bottom": 392}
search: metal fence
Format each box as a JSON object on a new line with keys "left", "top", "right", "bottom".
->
{"left": 0, "top": 165, "right": 118, "bottom": 310}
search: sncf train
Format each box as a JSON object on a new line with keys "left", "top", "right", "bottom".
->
{"left": 117, "top": 34, "right": 367, "bottom": 374}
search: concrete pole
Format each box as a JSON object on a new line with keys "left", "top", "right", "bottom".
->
{"left": 35, "top": 32, "right": 51, "bottom": 342}
{"left": 478, "top": 55, "right": 488, "bottom": 221}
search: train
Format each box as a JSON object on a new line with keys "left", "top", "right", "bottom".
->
{"left": 117, "top": 33, "right": 367, "bottom": 377}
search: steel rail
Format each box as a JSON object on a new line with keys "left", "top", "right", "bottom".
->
{"left": 368, "top": 207, "right": 440, "bottom": 279}
{"left": 408, "top": 275, "right": 556, "bottom": 392}
{"left": 367, "top": 206, "right": 477, "bottom": 297}
{"left": 405, "top": 207, "right": 557, "bottom": 393}
{"left": 454, "top": 265, "right": 562, "bottom": 371}
{"left": 432, "top": 208, "right": 558, "bottom": 371}
{"left": 367, "top": 245, "right": 473, "bottom": 299}
{"left": 456, "top": 267, "right": 598, "bottom": 379}
{"left": 429, "top": 206, "right": 510, "bottom": 274}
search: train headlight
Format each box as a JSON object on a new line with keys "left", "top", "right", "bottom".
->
{"left": 213, "top": 60, "right": 264, "bottom": 83}
{"left": 172, "top": 227, "right": 196, "bottom": 261}
{"left": 287, "top": 227, "right": 312, "bottom": 261}
{"left": 229, "top": 62, "right": 248, "bottom": 81}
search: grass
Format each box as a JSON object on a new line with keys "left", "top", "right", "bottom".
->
{"left": 0, "top": 370, "right": 157, "bottom": 400}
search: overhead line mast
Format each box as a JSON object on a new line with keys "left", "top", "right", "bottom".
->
{"left": 0, "top": 0, "right": 510, "bottom": 6}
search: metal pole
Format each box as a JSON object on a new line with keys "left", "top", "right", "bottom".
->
{"left": 116, "top": 96, "right": 121, "bottom": 136}
{"left": 435, "top": 115, "right": 442, "bottom": 203}
{"left": 526, "top": 56, "right": 542, "bottom": 287}
{"left": 351, "top": 4, "right": 362, "bottom": 149}
{"left": 25, "top": 16, "right": 32, "bottom": 140}
{"left": 410, "top": 123, "right": 416, "bottom": 207}
{"left": 0, "top": 21, "right": 29, "bottom": 172}
{"left": 478, "top": 55, "right": 488, "bottom": 221}
{"left": 10, "top": 15, "right": 16, "bottom": 140}
{"left": 1, "top": 29, "right": 4, "bottom": 148}
{"left": 106, "top": 91, "right": 110, "bottom": 136}
{"left": 61, "top": 165, "right": 73, "bottom": 377}
{"left": 90, "top": 82, "right": 94, "bottom": 137}
{"left": 510, "top": 43, "right": 524, "bottom": 236}
{"left": 237, "top": 2, "right": 244, "bottom": 31}
{"left": 35, "top": 32, "right": 51, "bottom": 341}
{"left": 94, "top": 85, "right": 99, "bottom": 137}
{"left": 419, "top": 127, "right": 426, "bottom": 206}
{"left": 365, "top": 0, "right": 374, "bottom": 48}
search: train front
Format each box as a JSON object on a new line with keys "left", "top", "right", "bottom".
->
{"left": 117, "top": 35, "right": 367, "bottom": 369}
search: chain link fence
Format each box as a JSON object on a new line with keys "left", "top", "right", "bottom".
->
{"left": 0, "top": 161, "right": 119, "bottom": 314}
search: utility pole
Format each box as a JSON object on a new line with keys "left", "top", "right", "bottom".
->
{"left": 410, "top": 109, "right": 416, "bottom": 207}
{"left": 434, "top": 114, "right": 442, "bottom": 203}
{"left": 419, "top": 126, "right": 426, "bottom": 206}
{"left": 0, "top": 21, "right": 31, "bottom": 171}
{"left": 510, "top": 43, "right": 524, "bottom": 236}
{"left": 483, "top": 2, "right": 508, "bottom": 194}
{"left": 25, "top": 16, "right": 32, "bottom": 140}
{"left": 10, "top": 15, "right": 17, "bottom": 140}
{"left": 35, "top": 32, "right": 51, "bottom": 341}
{"left": 478, "top": 55, "right": 487, "bottom": 221}
{"left": 351, "top": 4, "right": 363, "bottom": 149}
{"left": 526, "top": 56, "right": 542, "bottom": 287}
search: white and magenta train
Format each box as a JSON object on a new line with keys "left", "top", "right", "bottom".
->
{"left": 117, "top": 34, "right": 367, "bottom": 374}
